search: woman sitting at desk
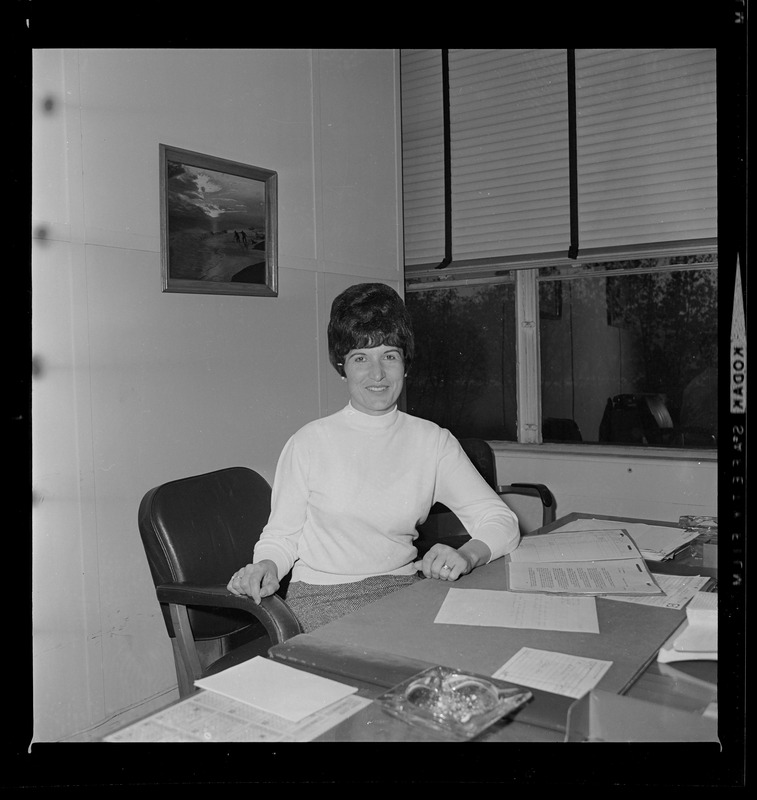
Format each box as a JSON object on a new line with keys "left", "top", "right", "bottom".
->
{"left": 227, "top": 283, "right": 520, "bottom": 632}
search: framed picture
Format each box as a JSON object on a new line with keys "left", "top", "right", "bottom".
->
{"left": 159, "top": 144, "right": 278, "bottom": 296}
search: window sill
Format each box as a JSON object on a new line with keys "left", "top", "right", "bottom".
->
{"left": 487, "top": 440, "right": 718, "bottom": 463}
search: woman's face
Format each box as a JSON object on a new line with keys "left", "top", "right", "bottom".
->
{"left": 343, "top": 344, "right": 405, "bottom": 416}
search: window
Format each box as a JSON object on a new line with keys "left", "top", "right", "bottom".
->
{"left": 401, "top": 49, "right": 718, "bottom": 450}
{"left": 538, "top": 255, "right": 718, "bottom": 447}
{"left": 406, "top": 275, "right": 517, "bottom": 440}
{"left": 405, "top": 254, "right": 718, "bottom": 449}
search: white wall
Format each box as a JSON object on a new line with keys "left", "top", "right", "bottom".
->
{"left": 492, "top": 444, "right": 717, "bottom": 534}
{"left": 31, "top": 48, "right": 403, "bottom": 742}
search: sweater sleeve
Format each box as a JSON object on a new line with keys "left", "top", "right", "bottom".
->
{"left": 252, "top": 434, "right": 309, "bottom": 580}
{"left": 433, "top": 432, "right": 520, "bottom": 561}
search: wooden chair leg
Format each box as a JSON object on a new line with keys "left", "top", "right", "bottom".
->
{"left": 169, "top": 603, "right": 204, "bottom": 697}
{"left": 171, "top": 638, "right": 195, "bottom": 698}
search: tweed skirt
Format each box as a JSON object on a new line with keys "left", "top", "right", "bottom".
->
{"left": 284, "top": 573, "right": 425, "bottom": 633}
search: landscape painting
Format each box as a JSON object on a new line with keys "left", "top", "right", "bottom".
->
{"left": 160, "top": 145, "right": 278, "bottom": 296}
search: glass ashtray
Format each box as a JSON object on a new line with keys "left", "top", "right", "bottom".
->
{"left": 377, "top": 666, "right": 532, "bottom": 740}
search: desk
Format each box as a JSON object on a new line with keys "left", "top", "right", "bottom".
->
{"left": 271, "top": 512, "right": 718, "bottom": 742}
{"left": 107, "top": 513, "right": 718, "bottom": 743}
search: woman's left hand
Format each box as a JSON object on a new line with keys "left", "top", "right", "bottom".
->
{"left": 413, "top": 544, "right": 473, "bottom": 581}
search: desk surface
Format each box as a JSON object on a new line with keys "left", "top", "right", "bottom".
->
{"left": 271, "top": 512, "right": 718, "bottom": 742}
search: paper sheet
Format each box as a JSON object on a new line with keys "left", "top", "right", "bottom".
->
{"left": 194, "top": 655, "right": 358, "bottom": 722}
{"left": 492, "top": 647, "right": 613, "bottom": 699}
{"left": 507, "top": 558, "right": 662, "bottom": 595}
{"left": 602, "top": 573, "right": 710, "bottom": 610}
{"left": 434, "top": 588, "right": 600, "bottom": 633}
{"left": 552, "top": 518, "right": 700, "bottom": 560}
{"left": 510, "top": 528, "right": 642, "bottom": 562}
{"left": 105, "top": 688, "right": 371, "bottom": 743}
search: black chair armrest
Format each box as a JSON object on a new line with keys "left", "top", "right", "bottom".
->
{"left": 156, "top": 582, "right": 303, "bottom": 643}
{"left": 497, "top": 483, "right": 556, "bottom": 526}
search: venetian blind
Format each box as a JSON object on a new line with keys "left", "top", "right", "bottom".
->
{"left": 575, "top": 48, "right": 717, "bottom": 251}
{"left": 400, "top": 48, "right": 717, "bottom": 269}
{"left": 400, "top": 49, "right": 446, "bottom": 267}
{"left": 448, "top": 49, "right": 571, "bottom": 264}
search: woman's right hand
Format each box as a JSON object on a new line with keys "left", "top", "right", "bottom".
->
{"left": 227, "top": 559, "right": 280, "bottom": 604}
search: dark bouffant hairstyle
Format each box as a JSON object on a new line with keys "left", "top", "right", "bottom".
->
{"left": 327, "top": 283, "right": 415, "bottom": 377}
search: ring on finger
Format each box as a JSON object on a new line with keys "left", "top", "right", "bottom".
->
{"left": 441, "top": 564, "right": 451, "bottom": 572}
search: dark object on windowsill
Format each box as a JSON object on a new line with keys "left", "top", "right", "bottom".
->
{"left": 598, "top": 393, "right": 675, "bottom": 446}
{"left": 598, "top": 393, "right": 717, "bottom": 448}
{"left": 542, "top": 417, "right": 582, "bottom": 443}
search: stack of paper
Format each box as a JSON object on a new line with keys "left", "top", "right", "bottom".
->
{"left": 631, "top": 524, "right": 702, "bottom": 561}
{"left": 194, "top": 655, "right": 358, "bottom": 721}
{"left": 657, "top": 591, "right": 718, "bottom": 663}
{"left": 552, "top": 518, "right": 700, "bottom": 561}
{"left": 508, "top": 529, "right": 663, "bottom": 596}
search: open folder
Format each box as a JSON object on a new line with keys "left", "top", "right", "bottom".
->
{"left": 507, "top": 529, "right": 663, "bottom": 596}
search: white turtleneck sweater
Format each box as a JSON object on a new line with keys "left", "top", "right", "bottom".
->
{"left": 253, "top": 403, "right": 520, "bottom": 585}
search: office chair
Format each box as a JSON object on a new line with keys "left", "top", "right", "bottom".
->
{"left": 138, "top": 466, "right": 302, "bottom": 698}
{"left": 415, "top": 438, "right": 556, "bottom": 557}
{"left": 598, "top": 393, "right": 675, "bottom": 445}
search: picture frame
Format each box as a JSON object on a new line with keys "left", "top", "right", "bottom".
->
{"left": 159, "top": 144, "right": 278, "bottom": 296}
